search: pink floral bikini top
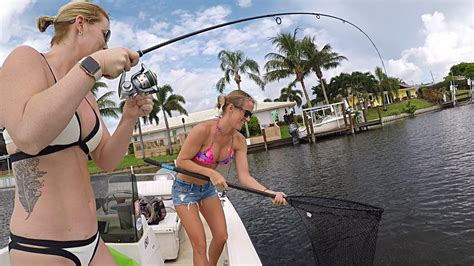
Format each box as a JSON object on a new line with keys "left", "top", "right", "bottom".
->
{"left": 193, "top": 120, "right": 234, "bottom": 165}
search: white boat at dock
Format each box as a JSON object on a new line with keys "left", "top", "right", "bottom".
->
{"left": 0, "top": 170, "right": 261, "bottom": 266}
{"left": 298, "top": 101, "right": 348, "bottom": 137}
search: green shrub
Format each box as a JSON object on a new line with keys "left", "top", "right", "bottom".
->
{"left": 402, "top": 101, "right": 417, "bottom": 115}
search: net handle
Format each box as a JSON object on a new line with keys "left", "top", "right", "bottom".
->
{"left": 144, "top": 159, "right": 384, "bottom": 213}
{"left": 144, "top": 158, "right": 278, "bottom": 199}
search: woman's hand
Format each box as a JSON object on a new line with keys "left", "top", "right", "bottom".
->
{"left": 271, "top": 191, "right": 287, "bottom": 206}
{"left": 122, "top": 95, "right": 154, "bottom": 121}
{"left": 91, "top": 48, "right": 139, "bottom": 79}
{"left": 209, "top": 172, "right": 228, "bottom": 189}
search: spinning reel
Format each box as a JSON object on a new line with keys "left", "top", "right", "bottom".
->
{"left": 118, "top": 63, "right": 158, "bottom": 99}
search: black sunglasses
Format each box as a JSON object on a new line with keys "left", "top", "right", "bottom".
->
{"left": 103, "top": 29, "right": 111, "bottom": 43}
{"left": 237, "top": 106, "right": 253, "bottom": 118}
{"left": 67, "top": 18, "right": 111, "bottom": 43}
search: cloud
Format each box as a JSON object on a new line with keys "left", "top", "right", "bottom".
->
{"left": 237, "top": 0, "right": 252, "bottom": 8}
{"left": 387, "top": 11, "right": 474, "bottom": 83}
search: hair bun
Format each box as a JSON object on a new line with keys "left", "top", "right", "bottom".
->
{"left": 216, "top": 94, "right": 226, "bottom": 110}
{"left": 37, "top": 16, "right": 56, "bottom": 32}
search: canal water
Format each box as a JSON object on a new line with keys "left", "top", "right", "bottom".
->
{"left": 1, "top": 104, "right": 473, "bottom": 265}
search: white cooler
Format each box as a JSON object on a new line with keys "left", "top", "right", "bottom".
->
{"left": 150, "top": 211, "right": 181, "bottom": 260}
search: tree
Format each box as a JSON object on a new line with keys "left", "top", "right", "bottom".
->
{"left": 374, "top": 66, "right": 389, "bottom": 110}
{"left": 91, "top": 81, "right": 121, "bottom": 119}
{"left": 264, "top": 29, "right": 312, "bottom": 107}
{"left": 301, "top": 36, "right": 347, "bottom": 105}
{"left": 216, "top": 50, "right": 264, "bottom": 92}
{"left": 155, "top": 84, "right": 188, "bottom": 155}
{"left": 278, "top": 82, "right": 303, "bottom": 111}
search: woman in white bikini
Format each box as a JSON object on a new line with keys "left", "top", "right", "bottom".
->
{"left": 0, "top": 2, "right": 153, "bottom": 265}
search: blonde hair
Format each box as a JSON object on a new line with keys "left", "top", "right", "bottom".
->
{"left": 37, "top": 0, "right": 109, "bottom": 46}
{"left": 216, "top": 90, "right": 256, "bottom": 115}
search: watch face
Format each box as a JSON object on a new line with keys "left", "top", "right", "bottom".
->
{"left": 82, "top": 56, "right": 101, "bottom": 74}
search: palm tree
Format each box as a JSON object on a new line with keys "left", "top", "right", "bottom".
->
{"left": 301, "top": 36, "right": 347, "bottom": 105}
{"left": 216, "top": 50, "right": 264, "bottom": 92}
{"left": 278, "top": 82, "right": 303, "bottom": 111}
{"left": 374, "top": 67, "right": 399, "bottom": 108}
{"left": 91, "top": 81, "right": 120, "bottom": 119}
{"left": 155, "top": 84, "right": 188, "bottom": 155}
{"left": 264, "top": 29, "right": 313, "bottom": 107}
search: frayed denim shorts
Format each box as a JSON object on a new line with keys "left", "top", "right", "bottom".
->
{"left": 172, "top": 178, "right": 218, "bottom": 206}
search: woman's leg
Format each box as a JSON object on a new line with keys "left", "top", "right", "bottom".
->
{"left": 90, "top": 238, "right": 117, "bottom": 266}
{"left": 176, "top": 204, "right": 208, "bottom": 266}
{"left": 200, "top": 196, "right": 228, "bottom": 266}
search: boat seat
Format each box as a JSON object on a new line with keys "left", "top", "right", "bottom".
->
{"left": 108, "top": 179, "right": 173, "bottom": 198}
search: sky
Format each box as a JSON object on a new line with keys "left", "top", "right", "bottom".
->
{"left": 1, "top": 0, "right": 473, "bottom": 132}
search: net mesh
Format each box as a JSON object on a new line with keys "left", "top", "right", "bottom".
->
{"left": 289, "top": 196, "right": 384, "bottom": 265}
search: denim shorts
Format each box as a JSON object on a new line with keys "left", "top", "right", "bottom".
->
{"left": 172, "top": 178, "right": 218, "bottom": 206}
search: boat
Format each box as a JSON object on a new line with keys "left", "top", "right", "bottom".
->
{"left": 0, "top": 169, "right": 261, "bottom": 266}
{"left": 298, "top": 101, "right": 348, "bottom": 137}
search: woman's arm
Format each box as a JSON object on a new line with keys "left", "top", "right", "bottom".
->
{"left": 0, "top": 46, "right": 94, "bottom": 154}
{"left": 176, "top": 121, "right": 228, "bottom": 188}
{"left": 91, "top": 95, "right": 153, "bottom": 172}
{"left": 0, "top": 46, "right": 138, "bottom": 155}
{"left": 234, "top": 133, "right": 286, "bottom": 205}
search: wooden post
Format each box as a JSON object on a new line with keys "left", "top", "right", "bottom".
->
{"left": 308, "top": 114, "right": 316, "bottom": 143}
{"left": 261, "top": 127, "right": 268, "bottom": 151}
{"left": 303, "top": 111, "right": 312, "bottom": 143}
{"left": 348, "top": 110, "right": 355, "bottom": 135}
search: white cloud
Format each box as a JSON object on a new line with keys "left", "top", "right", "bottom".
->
{"left": 388, "top": 11, "right": 474, "bottom": 83}
{"left": 0, "top": 0, "right": 34, "bottom": 43}
{"left": 237, "top": 0, "right": 252, "bottom": 8}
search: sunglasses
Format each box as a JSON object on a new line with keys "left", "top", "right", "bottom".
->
{"left": 236, "top": 106, "right": 253, "bottom": 118}
{"left": 103, "top": 29, "right": 111, "bottom": 43}
{"left": 67, "top": 18, "right": 111, "bottom": 43}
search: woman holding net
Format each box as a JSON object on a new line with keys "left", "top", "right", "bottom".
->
{"left": 173, "top": 89, "right": 287, "bottom": 266}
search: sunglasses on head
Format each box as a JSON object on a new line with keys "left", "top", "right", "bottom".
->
{"left": 236, "top": 106, "right": 253, "bottom": 118}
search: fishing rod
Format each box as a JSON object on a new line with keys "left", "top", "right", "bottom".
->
{"left": 118, "top": 11, "right": 388, "bottom": 99}
{"left": 137, "top": 11, "right": 387, "bottom": 76}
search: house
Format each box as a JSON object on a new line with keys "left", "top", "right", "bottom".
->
{"left": 347, "top": 83, "right": 419, "bottom": 109}
{"left": 131, "top": 101, "right": 296, "bottom": 158}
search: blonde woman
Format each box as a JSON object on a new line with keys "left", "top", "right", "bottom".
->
{"left": 0, "top": 1, "right": 153, "bottom": 265}
{"left": 174, "top": 90, "right": 287, "bottom": 266}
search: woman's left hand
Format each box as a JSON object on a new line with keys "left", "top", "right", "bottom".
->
{"left": 272, "top": 191, "right": 287, "bottom": 206}
{"left": 123, "top": 95, "right": 154, "bottom": 120}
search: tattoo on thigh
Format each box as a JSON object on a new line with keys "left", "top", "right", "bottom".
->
{"left": 13, "top": 158, "right": 47, "bottom": 220}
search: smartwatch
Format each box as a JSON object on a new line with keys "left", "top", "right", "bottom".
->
{"left": 79, "top": 56, "right": 102, "bottom": 81}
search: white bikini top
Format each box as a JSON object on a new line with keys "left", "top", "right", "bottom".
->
{"left": 2, "top": 53, "right": 103, "bottom": 163}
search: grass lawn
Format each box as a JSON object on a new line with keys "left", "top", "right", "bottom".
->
{"left": 366, "top": 98, "right": 433, "bottom": 121}
{"left": 456, "top": 90, "right": 472, "bottom": 101}
{"left": 88, "top": 153, "right": 177, "bottom": 174}
{"left": 279, "top": 125, "right": 291, "bottom": 139}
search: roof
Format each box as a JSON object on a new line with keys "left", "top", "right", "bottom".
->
{"left": 134, "top": 101, "right": 296, "bottom": 136}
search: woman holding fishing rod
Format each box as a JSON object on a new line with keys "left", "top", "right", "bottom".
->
{"left": 0, "top": 1, "right": 153, "bottom": 265}
{"left": 173, "top": 90, "right": 287, "bottom": 266}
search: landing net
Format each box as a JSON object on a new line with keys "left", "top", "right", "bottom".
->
{"left": 289, "top": 196, "right": 383, "bottom": 265}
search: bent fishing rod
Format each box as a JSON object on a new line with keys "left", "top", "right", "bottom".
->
{"left": 136, "top": 11, "right": 387, "bottom": 75}
{"left": 119, "top": 11, "right": 388, "bottom": 99}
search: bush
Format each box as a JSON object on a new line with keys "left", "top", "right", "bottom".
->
{"left": 419, "top": 87, "right": 444, "bottom": 103}
{"left": 402, "top": 101, "right": 417, "bottom": 115}
{"left": 238, "top": 116, "right": 261, "bottom": 137}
